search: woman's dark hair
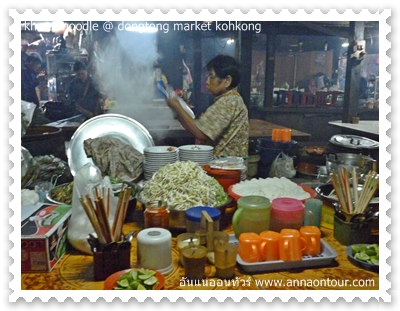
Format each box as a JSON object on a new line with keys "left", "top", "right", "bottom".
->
{"left": 206, "top": 54, "right": 241, "bottom": 88}
{"left": 73, "top": 61, "right": 86, "bottom": 72}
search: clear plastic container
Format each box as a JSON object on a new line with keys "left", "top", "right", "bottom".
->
{"left": 185, "top": 206, "right": 221, "bottom": 233}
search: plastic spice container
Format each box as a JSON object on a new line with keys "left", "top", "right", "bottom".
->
{"left": 185, "top": 206, "right": 221, "bottom": 233}
{"left": 269, "top": 198, "right": 305, "bottom": 232}
{"left": 144, "top": 201, "right": 169, "bottom": 229}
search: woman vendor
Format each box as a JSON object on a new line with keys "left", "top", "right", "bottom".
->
{"left": 167, "top": 54, "right": 249, "bottom": 158}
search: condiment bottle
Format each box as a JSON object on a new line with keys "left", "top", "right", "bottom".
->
{"left": 144, "top": 201, "right": 169, "bottom": 229}
{"left": 232, "top": 196, "right": 271, "bottom": 238}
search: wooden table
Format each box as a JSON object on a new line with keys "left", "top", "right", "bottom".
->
{"left": 249, "top": 119, "right": 311, "bottom": 142}
{"left": 21, "top": 211, "right": 379, "bottom": 292}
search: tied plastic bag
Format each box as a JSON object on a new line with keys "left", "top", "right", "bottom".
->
{"left": 269, "top": 152, "right": 296, "bottom": 178}
{"left": 67, "top": 163, "right": 118, "bottom": 254}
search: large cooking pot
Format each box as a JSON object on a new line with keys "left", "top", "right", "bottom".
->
{"left": 326, "top": 153, "right": 377, "bottom": 176}
{"left": 21, "top": 125, "right": 66, "bottom": 160}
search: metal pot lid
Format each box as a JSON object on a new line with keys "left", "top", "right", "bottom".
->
{"left": 67, "top": 114, "right": 155, "bottom": 176}
{"left": 329, "top": 134, "right": 379, "bottom": 150}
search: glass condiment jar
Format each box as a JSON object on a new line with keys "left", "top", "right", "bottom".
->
{"left": 144, "top": 201, "right": 169, "bottom": 229}
{"left": 232, "top": 195, "right": 271, "bottom": 238}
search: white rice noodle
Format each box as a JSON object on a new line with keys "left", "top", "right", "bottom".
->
{"left": 232, "top": 177, "right": 310, "bottom": 201}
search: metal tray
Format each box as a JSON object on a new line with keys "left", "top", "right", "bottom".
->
{"left": 67, "top": 114, "right": 154, "bottom": 176}
{"left": 229, "top": 235, "right": 338, "bottom": 273}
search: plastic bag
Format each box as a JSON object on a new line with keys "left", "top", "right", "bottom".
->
{"left": 269, "top": 152, "right": 296, "bottom": 178}
{"left": 67, "top": 163, "right": 118, "bottom": 254}
{"left": 21, "top": 100, "right": 36, "bottom": 136}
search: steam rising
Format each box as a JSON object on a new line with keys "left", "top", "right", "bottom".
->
{"left": 95, "top": 30, "right": 175, "bottom": 124}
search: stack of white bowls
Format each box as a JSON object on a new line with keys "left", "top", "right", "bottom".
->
{"left": 143, "top": 146, "right": 179, "bottom": 180}
{"left": 178, "top": 145, "right": 214, "bottom": 166}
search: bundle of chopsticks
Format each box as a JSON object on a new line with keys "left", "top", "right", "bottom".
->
{"left": 79, "top": 185, "right": 132, "bottom": 245}
{"left": 331, "top": 167, "right": 379, "bottom": 215}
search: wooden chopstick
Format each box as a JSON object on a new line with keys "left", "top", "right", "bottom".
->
{"left": 111, "top": 186, "right": 132, "bottom": 242}
{"left": 352, "top": 167, "right": 359, "bottom": 213}
{"left": 79, "top": 196, "right": 107, "bottom": 245}
{"left": 80, "top": 185, "right": 134, "bottom": 245}
{"left": 331, "top": 171, "right": 347, "bottom": 214}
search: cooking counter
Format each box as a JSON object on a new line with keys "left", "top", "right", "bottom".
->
{"left": 20, "top": 208, "right": 379, "bottom": 292}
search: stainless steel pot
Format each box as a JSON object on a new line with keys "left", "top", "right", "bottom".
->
{"left": 326, "top": 153, "right": 377, "bottom": 176}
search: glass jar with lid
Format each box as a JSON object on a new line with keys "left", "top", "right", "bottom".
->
{"left": 144, "top": 201, "right": 169, "bottom": 229}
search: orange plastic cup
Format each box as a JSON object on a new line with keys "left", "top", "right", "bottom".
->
{"left": 300, "top": 226, "right": 321, "bottom": 256}
{"left": 272, "top": 129, "right": 280, "bottom": 142}
{"left": 259, "top": 230, "right": 280, "bottom": 261}
{"left": 281, "top": 128, "right": 292, "bottom": 142}
{"left": 238, "top": 232, "right": 263, "bottom": 263}
{"left": 279, "top": 229, "right": 307, "bottom": 261}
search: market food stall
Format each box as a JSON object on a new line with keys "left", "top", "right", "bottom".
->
{"left": 20, "top": 113, "right": 380, "bottom": 292}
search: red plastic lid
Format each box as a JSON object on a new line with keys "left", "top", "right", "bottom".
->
{"left": 271, "top": 198, "right": 304, "bottom": 220}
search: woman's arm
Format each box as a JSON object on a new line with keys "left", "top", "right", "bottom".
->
{"left": 75, "top": 104, "right": 94, "bottom": 118}
{"left": 167, "top": 98, "right": 209, "bottom": 141}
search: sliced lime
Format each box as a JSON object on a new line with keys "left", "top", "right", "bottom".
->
{"left": 351, "top": 245, "right": 363, "bottom": 254}
{"left": 138, "top": 274, "right": 152, "bottom": 280}
{"left": 116, "top": 279, "right": 129, "bottom": 288}
{"left": 143, "top": 276, "right": 158, "bottom": 286}
{"left": 136, "top": 268, "right": 148, "bottom": 275}
{"left": 129, "top": 280, "right": 141, "bottom": 290}
{"left": 365, "top": 249, "right": 377, "bottom": 256}
{"left": 137, "top": 284, "right": 147, "bottom": 290}
{"left": 354, "top": 252, "right": 369, "bottom": 262}
{"left": 128, "top": 269, "right": 138, "bottom": 280}
{"left": 370, "top": 257, "right": 379, "bottom": 265}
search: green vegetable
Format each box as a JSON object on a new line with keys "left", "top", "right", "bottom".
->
{"left": 113, "top": 269, "right": 159, "bottom": 290}
{"left": 351, "top": 244, "right": 379, "bottom": 265}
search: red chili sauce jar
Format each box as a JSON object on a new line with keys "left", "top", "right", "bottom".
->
{"left": 144, "top": 201, "right": 170, "bottom": 229}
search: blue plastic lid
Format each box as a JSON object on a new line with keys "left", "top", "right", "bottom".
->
{"left": 185, "top": 206, "right": 221, "bottom": 222}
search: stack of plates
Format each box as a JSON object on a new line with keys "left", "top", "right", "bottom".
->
{"left": 143, "top": 146, "right": 179, "bottom": 180}
{"left": 178, "top": 145, "right": 214, "bottom": 166}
